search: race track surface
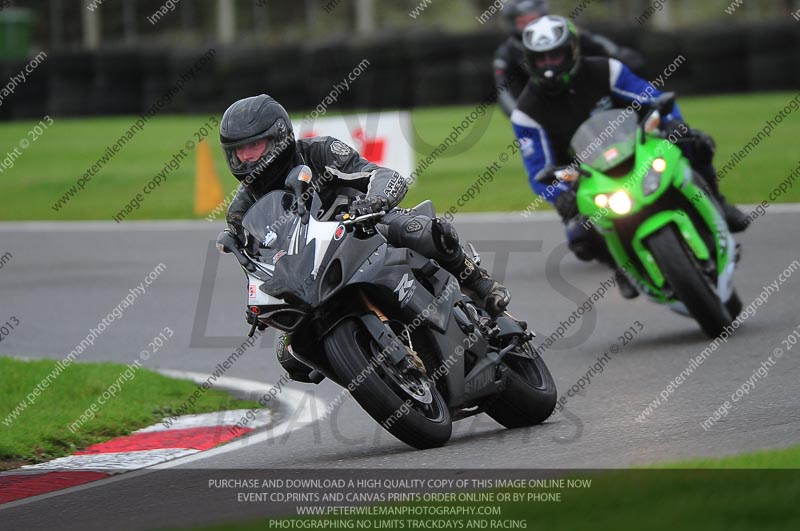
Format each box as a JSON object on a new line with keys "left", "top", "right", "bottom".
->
{"left": 1, "top": 209, "right": 798, "bottom": 530}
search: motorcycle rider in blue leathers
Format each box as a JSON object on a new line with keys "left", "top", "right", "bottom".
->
{"left": 511, "top": 16, "right": 749, "bottom": 299}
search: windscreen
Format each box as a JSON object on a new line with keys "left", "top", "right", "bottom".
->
{"left": 242, "top": 190, "right": 299, "bottom": 261}
{"left": 241, "top": 190, "right": 317, "bottom": 304}
{"left": 570, "top": 110, "right": 638, "bottom": 172}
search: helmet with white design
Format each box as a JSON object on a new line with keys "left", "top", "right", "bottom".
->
{"left": 521, "top": 15, "right": 580, "bottom": 94}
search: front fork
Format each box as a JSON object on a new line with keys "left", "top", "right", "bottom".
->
{"left": 359, "top": 289, "right": 426, "bottom": 374}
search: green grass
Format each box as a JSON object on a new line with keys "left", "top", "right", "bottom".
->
{"left": 656, "top": 444, "right": 800, "bottom": 469}
{"left": 0, "top": 93, "right": 798, "bottom": 222}
{"left": 0, "top": 357, "right": 259, "bottom": 467}
{"left": 182, "top": 445, "right": 800, "bottom": 531}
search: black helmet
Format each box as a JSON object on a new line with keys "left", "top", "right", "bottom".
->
{"left": 219, "top": 94, "right": 296, "bottom": 193}
{"left": 503, "top": 0, "right": 550, "bottom": 38}
{"left": 521, "top": 15, "right": 581, "bottom": 95}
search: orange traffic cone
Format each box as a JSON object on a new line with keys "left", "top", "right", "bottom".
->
{"left": 194, "top": 140, "right": 224, "bottom": 216}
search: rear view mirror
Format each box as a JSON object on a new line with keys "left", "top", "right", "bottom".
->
{"left": 644, "top": 110, "right": 661, "bottom": 133}
{"left": 284, "top": 165, "right": 313, "bottom": 223}
{"left": 654, "top": 92, "right": 676, "bottom": 115}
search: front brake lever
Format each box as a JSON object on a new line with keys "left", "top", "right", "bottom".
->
{"left": 467, "top": 242, "right": 481, "bottom": 266}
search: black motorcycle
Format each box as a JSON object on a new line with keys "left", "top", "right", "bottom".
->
{"left": 217, "top": 166, "right": 557, "bottom": 449}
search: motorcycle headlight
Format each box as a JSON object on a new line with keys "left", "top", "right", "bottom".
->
{"left": 608, "top": 191, "right": 632, "bottom": 215}
{"left": 643, "top": 158, "right": 666, "bottom": 196}
{"left": 594, "top": 194, "right": 609, "bottom": 208}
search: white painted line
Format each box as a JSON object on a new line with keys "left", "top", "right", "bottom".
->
{"left": 2, "top": 203, "right": 798, "bottom": 231}
{"left": 147, "top": 372, "right": 328, "bottom": 470}
{"left": 0, "top": 372, "right": 324, "bottom": 510}
{"left": 135, "top": 409, "right": 271, "bottom": 433}
{"left": 19, "top": 449, "right": 199, "bottom": 471}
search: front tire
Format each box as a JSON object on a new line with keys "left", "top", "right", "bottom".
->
{"left": 486, "top": 342, "right": 557, "bottom": 429}
{"left": 325, "top": 319, "right": 452, "bottom": 449}
{"left": 647, "top": 227, "right": 733, "bottom": 337}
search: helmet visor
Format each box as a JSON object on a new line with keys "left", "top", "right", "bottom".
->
{"left": 221, "top": 119, "right": 292, "bottom": 179}
{"left": 532, "top": 49, "right": 567, "bottom": 70}
{"left": 234, "top": 139, "right": 269, "bottom": 164}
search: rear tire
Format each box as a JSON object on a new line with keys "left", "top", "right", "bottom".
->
{"left": 486, "top": 343, "right": 557, "bottom": 429}
{"left": 647, "top": 227, "right": 732, "bottom": 338}
{"left": 325, "top": 319, "right": 452, "bottom": 449}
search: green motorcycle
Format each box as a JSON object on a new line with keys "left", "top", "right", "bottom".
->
{"left": 545, "top": 94, "right": 741, "bottom": 338}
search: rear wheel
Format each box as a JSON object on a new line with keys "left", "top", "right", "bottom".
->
{"left": 485, "top": 342, "right": 557, "bottom": 429}
{"left": 647, "top": 227, "right": 732, "bottom": 338}
{"left": 325, "top": 319, "right": 452, "bottom": 449}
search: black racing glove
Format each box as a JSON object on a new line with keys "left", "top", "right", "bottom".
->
{"left": 224, "top": 224, "right": 246, "bottom": 248}
{"left": 690, "top": 128, "right": 716, "bottom": 166}
{"left": 554, "top": 190, "right": 579, "bottom": 222}
{"left": 349, "top": 195, "right": 390, "bottom": 218}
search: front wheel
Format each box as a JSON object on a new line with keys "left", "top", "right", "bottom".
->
{"left": 485, "top": 342, "right": 557, "bottom": 429}
{"left": 647, "top": 227, "right": 733, "bottom": 338}
{"left": 325, "top": 319, "right": 452, "bottom": 449}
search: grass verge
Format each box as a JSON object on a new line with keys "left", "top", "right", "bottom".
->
{"left": 0, "top": 92, "right": 798, "bottom": 221}
{"left": 0, "top": 356, "right": 259, "bottom": 469}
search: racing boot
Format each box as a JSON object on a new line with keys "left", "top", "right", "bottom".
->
{"left": 444, "top": 252, "right": 511, "bottom": 317}
{"left": 721, "top": 202, "right": 750, "bottom": 233}
{"left": 615, "top": 269, "right": 639, "bottom": 300}
{"left": 694, "top": 166, "right": 749, "bottom": 233}
{"left": 431, "top": 218, "right": 511, "bottom": 317}
{"left": 462, "top": 259, "right": 512, "bottom": 317}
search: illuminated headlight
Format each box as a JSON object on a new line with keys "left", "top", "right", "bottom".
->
{"left": 594, "top": 194, "right": 609, "bottom": 208}
{"left": 608, "top": 191, "right": 633, "bottom": 215}
{"left": 643, "top": 158, "right": 666, "bottom": 196}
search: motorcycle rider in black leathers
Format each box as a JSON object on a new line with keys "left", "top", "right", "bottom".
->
{"left": 511, "top": 16, "right": 750, "bottom": 299}
{"left": 494, "top": 0, "right": 646, "bottom": 117}
{"left": 219, "top": 95, "right": 511, "bottom": 381}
